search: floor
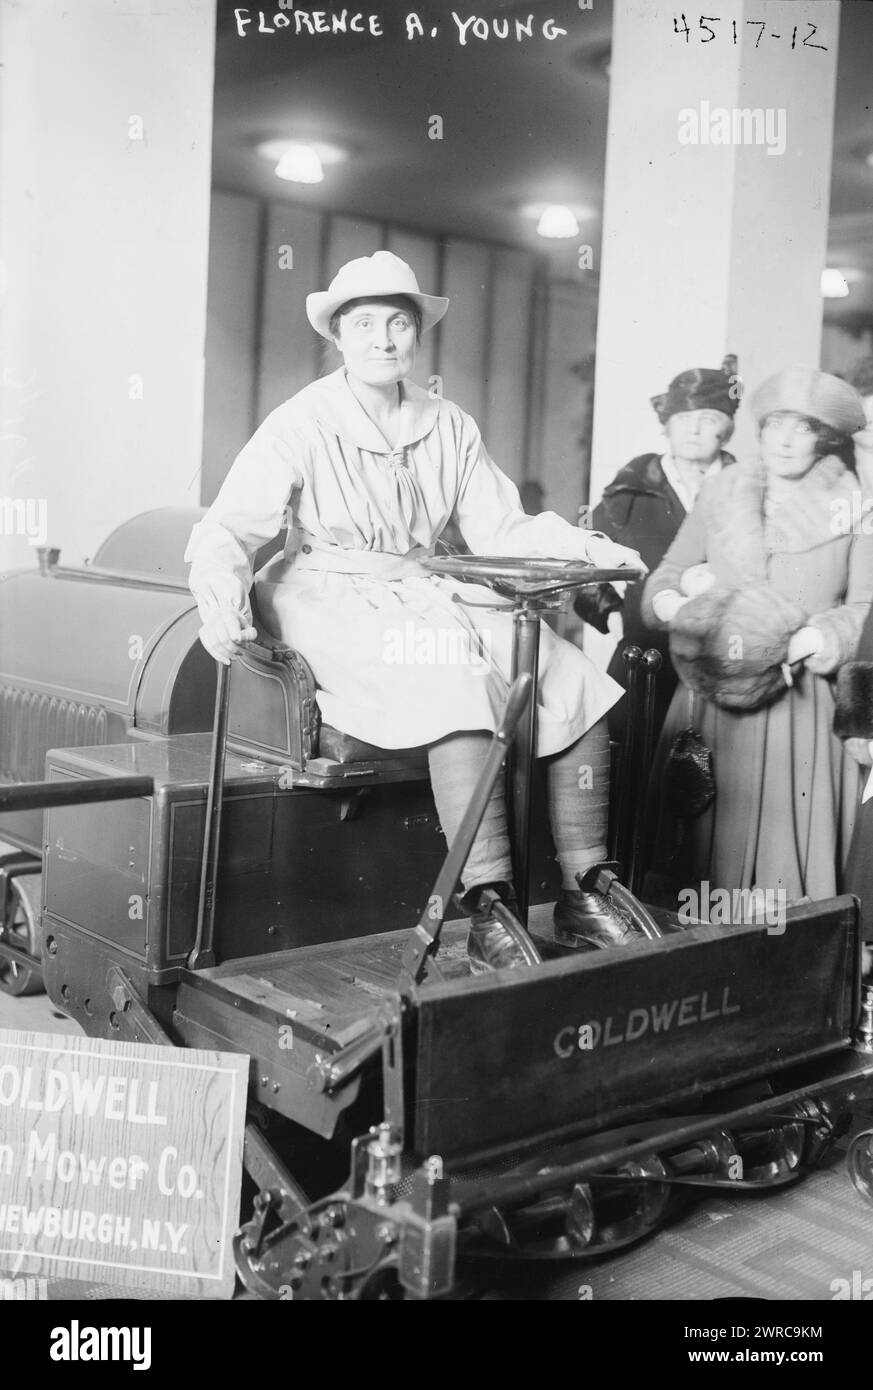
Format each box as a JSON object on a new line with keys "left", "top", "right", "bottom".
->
{"left": 2, "top": 975, "right": 872, "bottom": 1300}
{"left": 0, "top": 983, "right": 78, "bottom": 1037}
{"left": 485, "top": 1114, "right": 873, "bottom": 1300}
{"left": 3, "top": 889, "right": 873, "bottom": 1302}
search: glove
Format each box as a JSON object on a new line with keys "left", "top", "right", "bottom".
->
{"left": 198, "top": 609, "right": 257, "bottom": 665}
{"left": 573, "top": 582, "right": 623, "bottom": 634}
{"left": 651, "top": 589, "right": 690, "bottom": 625}
{"left": 585, "top": 533, "right": 648, "bottom": 574}
{"left": 786, "top": 625, "right": 824, "bottom": 666}
{"left": 680, "top": 563, "right": 716, "bottom": 598}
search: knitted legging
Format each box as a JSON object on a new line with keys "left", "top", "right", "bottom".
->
{"left": 427, "top": 718, "right": 611, "bottom": 893}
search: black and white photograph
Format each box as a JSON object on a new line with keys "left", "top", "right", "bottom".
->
{"left": 1, "top": 0, "right": 873, "bottom": 1337}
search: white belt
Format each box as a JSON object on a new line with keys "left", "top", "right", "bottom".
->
{"left": 288, "top": 535, "right": 435, "bottom": 580}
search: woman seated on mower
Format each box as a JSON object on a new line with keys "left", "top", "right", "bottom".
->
{"left": 641, "top": 367, "right": 873, "bottom": 912}
{"left": 185, "top": 252, "right": 645, "bottom": 974}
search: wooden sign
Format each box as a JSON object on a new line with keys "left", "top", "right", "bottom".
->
{"left": 0, "top": 1030, "right": 249, "bottom": 1299}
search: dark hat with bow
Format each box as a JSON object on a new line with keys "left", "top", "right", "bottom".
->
{"left": 652, "top": 355, "right": 740, "bottom": 424}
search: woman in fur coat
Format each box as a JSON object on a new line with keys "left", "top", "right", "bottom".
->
{"left": 641, "top": 367, "right": 873, "bottom": 909}
{"left": 834, "top": 602, "right": 873, "bottom": 978}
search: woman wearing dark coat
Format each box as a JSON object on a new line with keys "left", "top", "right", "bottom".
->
{"left": 575, "top": 361, "right": 738, "bottom": 740}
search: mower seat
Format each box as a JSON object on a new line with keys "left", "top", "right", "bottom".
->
{"left": 224, "top": 595, "right": 428, "bottom": 785}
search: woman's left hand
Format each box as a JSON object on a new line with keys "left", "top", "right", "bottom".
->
{"left": 585, "top": 534, "right": 648, "bottom": 574}
{"left": 786, "top": 625, "right": 824, "bottom": 665}
{"left": 680, "top": 563, "right": 716, "bottom": 598}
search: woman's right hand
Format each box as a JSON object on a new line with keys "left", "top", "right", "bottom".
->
{"left": 585, "top": 533, "right": 648, "bottom": 575}
{"left": 680, "top": 563, "right": 716, "bottom": 598}
{"left": 650, "top": 589, "right": 690, "bottom": 625}
{"left": 198, "top": 609, "right": 257, "bottom": 665}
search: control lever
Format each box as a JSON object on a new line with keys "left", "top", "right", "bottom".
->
{"left": 309, "top": 678, "right": 540, "bottom": 1093}
{"left": 189, "top": 660, "right": 231, "bottom": 970}
{"left": 399, "top": 673, "right": 539, "bottom": 987}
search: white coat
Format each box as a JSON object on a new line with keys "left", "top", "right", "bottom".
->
{"left": 185, "top": 369, "right": 621, "bottom": 753}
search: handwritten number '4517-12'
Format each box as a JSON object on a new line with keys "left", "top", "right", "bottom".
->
{"left": 796, "top": 23, "right": 827, "bottom": 51}
{"left": 673, "top": 16, "right": 827, "bottom": 50}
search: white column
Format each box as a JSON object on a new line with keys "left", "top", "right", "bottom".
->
{"left": 591, "top": 0, "right": 840, "bottom": 501}
{"left": 0, "top": 0, "right": 217, "bottom": 570}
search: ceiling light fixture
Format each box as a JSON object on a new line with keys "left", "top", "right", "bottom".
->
{"left": 256, "top": 138, "right": 348, "bottom": 184}
{"left": 275, "top": 145, "right": 324, "bottom": 183}
{"left": 821, "top": 268, "right": 850, "bottom": 299}
{"left": 536, "top": 205, "right": 580, "bottom": 239}
{"left": 520, "top": 202, "right": 593, "bottom": 239}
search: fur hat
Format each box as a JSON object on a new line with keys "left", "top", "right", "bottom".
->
{"left": 669, "top": 584, "right": 806, "bottom": 710}
{"left": 834, "top": 662, "right": 873, "bottom": 739}
{"left": 750, "top": 367, "right": 866, "bottom": 435}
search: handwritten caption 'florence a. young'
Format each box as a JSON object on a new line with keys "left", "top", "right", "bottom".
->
{"left": 233, "top": 8, "right": 582, "bottom": 43}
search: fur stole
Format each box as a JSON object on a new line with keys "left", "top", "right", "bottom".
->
{"left": 701, "top": 455, "right": 856, "bottom": 587}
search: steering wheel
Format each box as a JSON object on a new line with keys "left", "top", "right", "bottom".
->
{"left": 423, "top": 555, "right": 644, "bottom": 603}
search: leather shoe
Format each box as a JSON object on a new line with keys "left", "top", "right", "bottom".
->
{"left": 461, "top": 882, "right": 539, "bottom": 974}
{"left": 554, "top": 870, "right": 642, "bottom": 952}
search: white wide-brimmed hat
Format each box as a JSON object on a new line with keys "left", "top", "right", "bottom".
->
{"left": 306, "top": 251, "right": 449, "bottom": 340}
